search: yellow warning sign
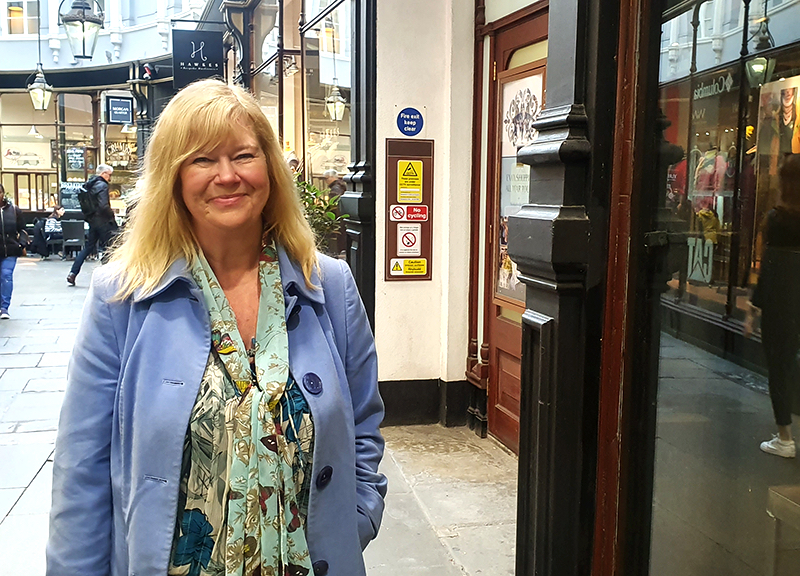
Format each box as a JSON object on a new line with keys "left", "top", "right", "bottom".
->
{"left": 390, "top": 258, "right": 428, "bottom": 276}
{"left": 397, "top": 160, "right": 423, "bottom": 203}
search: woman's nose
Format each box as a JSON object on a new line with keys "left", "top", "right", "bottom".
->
{"left": 215, "top": 157, "right": 240, "bottom": 184}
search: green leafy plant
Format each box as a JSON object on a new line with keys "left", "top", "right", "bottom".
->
{"left": 296, "top": 178, "right": 349, "bottom": 253}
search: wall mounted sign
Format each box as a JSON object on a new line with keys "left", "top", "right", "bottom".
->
{"left": 396, "top": 107, "right": 424, "bottom": 137}
{"left": 385, "top": 138, "right": 434, "bottom": 281}
{"left": 172, "top": 29, "right": 224, "bottom": 90}
{"left": 107, "top": 96, "right": 134, "bottom": 124}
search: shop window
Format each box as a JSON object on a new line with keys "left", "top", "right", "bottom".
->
{"left": 0, "top": 93, "right": 56, "bottom": 126}
{"left": 103, "top": 123, "right": 137, "bottom": 215}
{"left": 304, "top": 5, "right": 352, "bottom": 159}
{"left": 660, "top": 67, "right": 745, "bottom": 319}
{"left": 63, "top": 94, "right": 93, "bottom": 126}
{"left": 1, "top": 124, "right": 56, "bottom": 172}
{"left": 5, "top": 0, "right": 37, "bottom": 35}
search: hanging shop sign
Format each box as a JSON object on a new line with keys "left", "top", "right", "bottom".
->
{"left": 396, "top": 107, "right": 424, "bottom": 137}
{"left": 385, "top": 138, "right": 434, "bottom": 281}
{"left": 172, "top": 29, "right": 224, "bottom": 90}
{"left": 107, "top": 96, "right": 134, "bottom": 124}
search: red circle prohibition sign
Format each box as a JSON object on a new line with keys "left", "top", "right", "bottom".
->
{"left": 402, "top": 232, "right": 416, "bottom": 247}
{"left": 392, "top": 206, "right": 405, "bottom": 220}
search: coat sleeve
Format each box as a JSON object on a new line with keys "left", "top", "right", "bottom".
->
{"left": 47, "top": 272, "right": 122, "bottom": 576}
{"left": 337, "top": 259, "right": 388, "bottom": 550}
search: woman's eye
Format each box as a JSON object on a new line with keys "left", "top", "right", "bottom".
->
{"left": 192, "top": 156, "right": 211, "bottom": 165}
{"left": 236, "top": 153, "right": 255, "bottom": 161}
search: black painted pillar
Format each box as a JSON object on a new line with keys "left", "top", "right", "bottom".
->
{"left": 509, "top": 1, "right": 617, "bottom": 574}
{"left": 340, "top": 0, "right": 376, "bottom": 327}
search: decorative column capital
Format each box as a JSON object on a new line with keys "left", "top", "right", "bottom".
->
{"left": 157, "top": 19, "right": 170, "bottom": 52}
{"left": 48, "top": 37, "right": 61, "bottom": 64}
{"left": 110, "top": 31, "right": 122, "bottom": 60}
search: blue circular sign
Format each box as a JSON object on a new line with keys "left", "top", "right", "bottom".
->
{"left": 397, "top": 107, "right": 424, "bottom": 137}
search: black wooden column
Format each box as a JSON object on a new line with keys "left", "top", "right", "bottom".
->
{"left": 508, "top": 1, "right": 618, "bottom": 574}
{"left": 340, "top": 0, "right": 377, "bottom": 327}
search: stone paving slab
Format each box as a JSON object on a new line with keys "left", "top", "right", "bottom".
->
{"left": 0, "top": 512, "right": 49, "bottom": 575}
{"left": 0, "top": 443, "right": 53, "bottom": 489}
{"left": 9, "top": 461, "right": 53, "bottom": 516}
{"left": 0, "top": 391, "right": 65, "bottom": 423}
{"left": 0, "top": 489, "right": 22, "bottom": 520}
{"left": 0, "top": 367, "right": 68, "bottom": 391}
{"left": 0, "top": 353, "right": 43, "bottom": 369}
{"left": 38, "top": 352, "right": 71, "bottom": 367}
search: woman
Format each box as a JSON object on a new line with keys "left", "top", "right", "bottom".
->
{"left": 45, "top": 205, "right": 65, "bottom": 240}
{"left": 47, "top": 79, "right": 387, "bottom": 576}
{"left": 32, "top": 206, "right": 65, "bottom": 259}
{"left": 0, "top": 183, "right": 27, "bottom": 319}
{"left": 745, "top": 154, "right": 800, "bottom": 458}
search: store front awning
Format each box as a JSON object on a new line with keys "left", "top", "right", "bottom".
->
{"left": 0, "top": 55, "right": 171, "bottom": 92}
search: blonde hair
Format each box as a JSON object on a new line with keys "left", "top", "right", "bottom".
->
{"left": 110, "top": 78, "right": 317, "bottom": 300}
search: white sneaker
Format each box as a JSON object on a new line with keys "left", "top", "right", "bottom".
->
{"left": 0, "top": 311, "right": 9, "bottom": 320}
{"left": 760, "top": 435, "right": 796, "bottom": 458}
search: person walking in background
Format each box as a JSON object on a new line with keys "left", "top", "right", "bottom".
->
{"left": 745, "top": 154, "right": 800, "bottom": 458}
{"left": 66, "top": 164, "right": 118, "bottom": 286}
{"left": 47, "top": 79, "right": 386, "bottom": 576}
{"left": 324, "top": 169, "right": 347, "bottom": 197}
{"left": 0, "top": 184, "right": 27, "bottom": 319}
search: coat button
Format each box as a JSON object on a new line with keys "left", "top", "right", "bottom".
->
{"left": 302, "top": 372, "right": 323, "bottom": 395}
{"left": 312, "top": 560, "right": 329, "bottom": 575}
{"left": 316, "top": 466, "right": 333, "bottom": 489}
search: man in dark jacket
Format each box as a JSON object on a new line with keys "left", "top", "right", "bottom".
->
{"left": 0, "top": 183, "right": 28, "bottom": 319}
{"left": 67, "top": 164, "right": 118, "bottom": 286}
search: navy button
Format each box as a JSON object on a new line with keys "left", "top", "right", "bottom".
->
{"left": 312, "top": 560, "right": 329, "bottom": 575}
{"left": 316, "top": 466, "right": 333, "bottom": 489}
{"left": 302, "top": 372, "right": 323, "bottom": 395}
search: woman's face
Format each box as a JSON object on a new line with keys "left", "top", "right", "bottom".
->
{"left": 179, "top": 127, "right": 270, "bottom": 241}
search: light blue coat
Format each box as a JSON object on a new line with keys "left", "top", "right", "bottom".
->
{"left": 47, "top": 248, "right": 387, "bottom": 576}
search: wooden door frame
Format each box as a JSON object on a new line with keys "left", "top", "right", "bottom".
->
{"left": 465, "top": 0, "right": 549, "bottom": 436}
{"left": 487, "top": 58, "right": 547, "bottom": 453}
{"left": 593, "top": 0, "right": 670, "bottom": 574}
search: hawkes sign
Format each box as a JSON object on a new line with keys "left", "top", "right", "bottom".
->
{"left": 172, "top": 29, "right": 224, "bottom": 89}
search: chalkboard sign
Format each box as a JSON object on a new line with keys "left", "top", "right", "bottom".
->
{"left": 60, "top": 182, "right": 84, "bottom": 211}
{"left": 66, "top": 147, "right": 85, "bottom": 171}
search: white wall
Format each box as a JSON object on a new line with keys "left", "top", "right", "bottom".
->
{"left": 374, "top": 0, "right": 474, "bottom": 383}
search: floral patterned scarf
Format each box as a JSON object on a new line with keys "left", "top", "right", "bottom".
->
{"left": 169, "top": 241, "right": 313, "bottom": 576}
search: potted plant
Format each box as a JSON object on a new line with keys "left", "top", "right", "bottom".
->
{"left": 296, "top": 178, "right": 348, "bottom": 255}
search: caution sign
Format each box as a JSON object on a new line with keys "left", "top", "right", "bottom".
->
{"left": 390, "top": 258, "right": 428, "bottom": 276}
{"left": 397, "top": 160, "right": 423, "bottom": 203}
